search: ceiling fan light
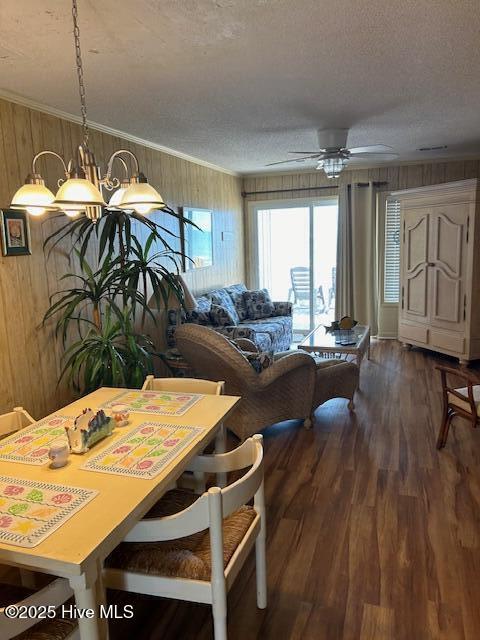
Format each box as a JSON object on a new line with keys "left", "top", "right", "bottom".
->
{"left": 318, "top": 157, "right": 348, "bottom": 179}
{"left": 117, "top": 179, "right": 165, "bottom": 215}
{"left": 11, "top": 175, "right": 57, "bottom": 216}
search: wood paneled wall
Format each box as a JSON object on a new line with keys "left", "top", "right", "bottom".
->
{"left": 0, "top": 98, "right": 243, "bottom": 418}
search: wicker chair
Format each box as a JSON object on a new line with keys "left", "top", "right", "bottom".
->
{"left": 175, "top": 324, "right": 358, "bottom": 441}
{"left": 436, "top": 365, "right": 480, "bottom": 449}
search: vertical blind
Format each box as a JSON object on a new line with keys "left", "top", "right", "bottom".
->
{"left": 383, "top": 198, "right": 401, "bottom": 303}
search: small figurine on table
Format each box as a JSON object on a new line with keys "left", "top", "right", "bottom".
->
{"left": 324, "top": 316, "right": 358, "bottom": 334}
{"left": 65, "top": 408, "right": 114, "bottom": 454}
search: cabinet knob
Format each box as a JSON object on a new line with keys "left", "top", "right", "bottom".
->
{"left": 427, "top": 262, "right": 435, "bottom": 267}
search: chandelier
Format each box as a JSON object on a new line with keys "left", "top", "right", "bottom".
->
{"left": 10, "top": 0, "right": 165, "bottom": 223}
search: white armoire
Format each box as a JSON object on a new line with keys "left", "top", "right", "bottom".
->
{"left": 393, "top": 179, "right": 480, "bottom": 365}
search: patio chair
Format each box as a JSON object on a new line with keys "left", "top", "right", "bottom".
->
{"left": 288, "top": 266, "right": 326, "bottom": 313}
{"left": 328, "top": 266, "right": 336, "bottom": 310}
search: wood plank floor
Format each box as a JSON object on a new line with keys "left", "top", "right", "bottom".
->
{"left": 111, "top": 340, "right": 480, "bottom": 640}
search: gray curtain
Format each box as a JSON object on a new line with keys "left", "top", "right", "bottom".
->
{"left": 335, "top": 182, "right": 378, "bottom": 335}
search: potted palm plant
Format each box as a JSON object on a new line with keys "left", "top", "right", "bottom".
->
{"left": 43, "top": 208, "right": 188, "bottom": 394}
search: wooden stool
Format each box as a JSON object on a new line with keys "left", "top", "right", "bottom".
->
{"left": 436, "top": 365, "right": 480, "bottom": 449}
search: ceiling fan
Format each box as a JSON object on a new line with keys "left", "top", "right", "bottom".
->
{"left": 266, "top": 128, "right": 398, "bottom": 178}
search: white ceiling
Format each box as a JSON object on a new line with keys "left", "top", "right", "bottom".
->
{"left": 1, "top": 0, "right": 480, "bottom": 175}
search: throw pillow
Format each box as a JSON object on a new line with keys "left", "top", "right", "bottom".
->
{"left": 210, "top": 303, "right": 237, "bottom": 327}
{"left": 225, "top": 283, "right": 248, "bottom": 321}
{"left": 243, "top": 289, "right": 275, "bottom": 320}
{"left": 226, "top": 337, "right": 273, "bottom": 373}
{"left": 244, "top": 351, "right": 273, "bottom": 373}
{"left": 186, "top": 296, "right": 212, "bottom": 325}
{"left": 209, "top": 288, "right": 240, "bottom": 325}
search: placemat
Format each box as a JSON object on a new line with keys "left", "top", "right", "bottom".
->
{"left": 81, "top": 422, "right": 203, "bottom": 479}
{"left": 101, "top": 389, "right": 203, "bottom": 416}
{"left": 0, "top": 416, "right": 72, "bottom": 465}
{"left": 0, "top": 476, "right": 98, "bottom": 548}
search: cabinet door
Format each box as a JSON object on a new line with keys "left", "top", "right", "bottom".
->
{"left": 401, "top": 208, "right": 429, "bottom": 324}
{"left": 429, "top": 204, "right": 469, "bottom": 332}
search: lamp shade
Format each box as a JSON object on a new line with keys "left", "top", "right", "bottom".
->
{"left": 11, "top": 183, "right": 56, "bottom": 216}
{"left": 107, "top": 186, "right": 127, "bottom": 208}
{"left": 54, "top": 178, "right": 105, "bottom": 210}
{"left": 117, "top": 182, "right": 165, "bottom": 215}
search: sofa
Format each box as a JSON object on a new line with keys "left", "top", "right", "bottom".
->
{"left": 167, "top": 283, "right": 293, "bottom": 352}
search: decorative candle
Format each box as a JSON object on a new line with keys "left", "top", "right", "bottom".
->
{"left": 111, "top": 404, "right": 130, "bottom": 427}
{"left": 48, "top": 441, "right": 70, "bottom": 468}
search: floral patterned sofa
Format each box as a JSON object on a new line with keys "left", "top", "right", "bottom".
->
{"left": 167, "top": 283, "right": 293, "bottom": 352}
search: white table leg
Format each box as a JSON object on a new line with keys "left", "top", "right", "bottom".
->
{"left": 69, "top": 571, "right": 104, "bottom": 640}
{"left": 215, "top": 423, "right": 227, "bottom": 488}
{"left": 19, "top": 568, "right": 36, "bottom": 588}
{"left": 95, "top": 559, "right": 109, "bottom": 639}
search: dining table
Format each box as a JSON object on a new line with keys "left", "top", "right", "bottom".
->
{"left": 0, "top": 386, "right": 240, "bottom": 640}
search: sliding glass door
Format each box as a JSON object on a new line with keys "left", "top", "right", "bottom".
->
{"left": 255, "top": 198, "right": 338, "bottom": 338}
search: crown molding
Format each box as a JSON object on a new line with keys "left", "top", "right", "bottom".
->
{"left": 391, "top": 178, "right": 478, "bottom": 201}
{"left": 0, "top": 89, "right": 240, "bottom": 178}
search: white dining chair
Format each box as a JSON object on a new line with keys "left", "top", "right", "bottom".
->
{"left": 104, "top": 434, "right": 267, "bottom": 640}
{"left": 142, "top": 376, "right": 227, "bottom": 489}
{"left": 0, "top": 406, "right": 38, "bottom": 590}
{"left": 0, "top": 406, "right": 35, "bottom": 438}
{"left": 142, "top": 375, "right": 224, "bottom": 397}
{"left": 0, "top": 577, "right": 79, "bottom": 639}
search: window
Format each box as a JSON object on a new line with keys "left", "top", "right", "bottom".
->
{"left": 255, "top": 197, "right": 338, "bottom": 336}
{"left": 383, "top": 198, "right": 401, "bottom": 303}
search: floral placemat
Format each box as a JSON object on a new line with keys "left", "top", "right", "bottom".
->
{"left": 101, "top": 389, "right": 203, "bottom": 416}
{"left": 81, "top": 422, "right": 203, "bottom": 479}
{"left": 0, "top": 416, "right": 72, "bottom": 465}
{"left": 0, "top": 476, "right": 98, "bottom": 548}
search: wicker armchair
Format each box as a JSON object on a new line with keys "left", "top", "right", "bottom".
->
{"left": 175, "top": 324, "right": 358, "bottom": 441}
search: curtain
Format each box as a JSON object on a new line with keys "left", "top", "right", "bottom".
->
{"left": 335, "top": 182, "right": 378, "bottom": 335}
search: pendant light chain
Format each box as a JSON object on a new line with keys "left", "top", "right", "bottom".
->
{"left": 9, "top": 0, "right": 166, "bottom": 220}
{"left": 72, "top": 0, "right": 89, "bottom": 146}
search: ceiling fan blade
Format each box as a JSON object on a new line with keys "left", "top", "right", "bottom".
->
{"left": 265, "top": 155, "right": 321, "bottom": 166}
{"left": 288, "top": 151, "right": 325, "bottom": 154}
{"left": 349, "top": 145, "right": 394, "bottom": 154}
{"left": 348, "top": 152, "right": 398, "bottom": 162}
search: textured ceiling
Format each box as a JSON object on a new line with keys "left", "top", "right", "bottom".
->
{"left": 1, "top": 0, "right": 480, "bottom": 174}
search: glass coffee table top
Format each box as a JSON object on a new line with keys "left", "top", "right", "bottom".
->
{"left": 298, "top": 324, "right": 370, "bottom": 353}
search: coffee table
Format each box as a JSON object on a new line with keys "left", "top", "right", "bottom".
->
{"left": 298, "top": 324, "right": 371, "bottom": 367}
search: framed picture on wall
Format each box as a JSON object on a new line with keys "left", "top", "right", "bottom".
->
{"left": 179, "top": 206, "right": 214, "bottom": 271}
{"left": 0, "top": 209, "right": 32, "bottom": 256}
